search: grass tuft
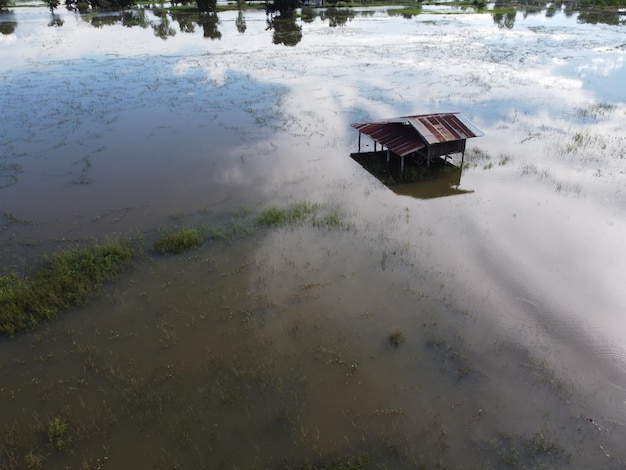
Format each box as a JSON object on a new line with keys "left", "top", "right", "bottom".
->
{"left": 313, "top": 211, "right": 346, "bottom": 229}
{"left": 258, "top": 201, "right": 349, "bottom": 230}
{"left": 258, "top": 201, "right": 320, "bottom": 227}
{"left": 151, "top": 225, "right": 204, "bottom": 254}
{"left": 47, "top": 417, "right": 71, "bottom": 451}
{"left": 0, "top": 242, "right": 136, "bottom": 336}
{"left": 388, "top": 329, "right": 405, "bottom": 349}
{"left": 25, "top": 450, "right": 46, "bottom": 469}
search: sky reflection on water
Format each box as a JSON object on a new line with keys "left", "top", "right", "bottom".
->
{"left": 1, "top": 5, "right": 626, "bottom": 466}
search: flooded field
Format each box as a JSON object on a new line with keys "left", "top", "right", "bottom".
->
{"left": 1, "top": 2, "right": 626, "bottom": 468}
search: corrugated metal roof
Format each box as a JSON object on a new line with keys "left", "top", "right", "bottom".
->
{"left": 351, "top": 121, "right": 426, "bottom": 156}
{"left": 352, "top": 113, "right": 483, "bottom": 157}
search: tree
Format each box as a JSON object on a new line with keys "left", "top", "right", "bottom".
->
{"left": 266, "top": 14, "right": 301, "bottom": 46}
{"left": 46, "top": 0, "right": 60, "bottom": 12}
{"left": 265, "top": 0, "right": 299, "bottom": 15}
{"left": 197, "top": 12, "right": 221, "bottom": 39}
{"left": 236, "top": 0, "right": 246, "bottom": 33}
{"left": 48, "top": 13, "right": 64, "bottom": 25}
{"left": 197, "top": 0, "right": 216, "bottom": 12}
{"left": 152, "top": 10, "right": 176, "bottom": 39}
{"left": 0, "top": 11, "right": 17, "bottom": 34}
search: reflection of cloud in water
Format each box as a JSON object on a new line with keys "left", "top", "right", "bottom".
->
{"left": 577, "top": 54, "right": 625, "bottom": 79}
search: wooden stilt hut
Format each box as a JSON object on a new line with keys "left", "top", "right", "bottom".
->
{"left": 352, "top": 112, "right": 484, "bottom": 171}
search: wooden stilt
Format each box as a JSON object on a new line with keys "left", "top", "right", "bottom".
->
{"left": 401, "top": 155, "right": 405, "bottom": 173}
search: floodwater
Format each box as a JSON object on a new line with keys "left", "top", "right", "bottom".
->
{"left": 1, "top": 2, "right": 626, "bottom": 468}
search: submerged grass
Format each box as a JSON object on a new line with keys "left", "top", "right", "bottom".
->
{"left": 482, "top": 431, "right": 568, "bottom": 469}
{"left": 258, "top": 201, "right": 321, "bottom": 227}
{"left": 151, "top": 225, "right": 205, "bottom": 254}
{"left": 0, "top": 201, "right": 347, "bottom": 336}
{"left": 0, "top": 242, "right": 136, "bottom": 336}
{"left": 258, "top": 201, "right": 350, "bottom": 230}
{"left": 388, "top": 329, "right": 405, "bottom": 349}
{"left": 154, "top": 200, "right": 342, "bottom": 253}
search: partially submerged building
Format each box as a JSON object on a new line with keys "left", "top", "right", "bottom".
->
{"left": 351, "top": 112, "right": 484, "bottom": 171}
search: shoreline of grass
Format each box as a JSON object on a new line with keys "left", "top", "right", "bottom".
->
{"left": 0, "top": 202, "right": 348, "bottom": 336}
{"left": 0, "top": 242, "right": 136, "bottom": 336}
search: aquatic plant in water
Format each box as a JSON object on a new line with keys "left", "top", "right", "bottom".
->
{"left": 258, "top": 201, "right": 320, "bottom": 227}
{"left": 151, "top": 225, "right": 205, "bottom": 254}
{"left": 0, "top": 242, "right": 136, "bottom": 336}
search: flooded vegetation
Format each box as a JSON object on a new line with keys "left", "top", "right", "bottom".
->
{"left": 2, "top": 0, "right": 626, "bottom": 468}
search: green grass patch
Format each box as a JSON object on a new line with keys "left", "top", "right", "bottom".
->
{"left": 47, "top": 417, "right": 71, "bottom": 451}
{"left": 313, "top": 211, "right": 345, "bottom": 229}
{"left": 0, "top": 203, "right": 347, "bottom": 336}
{"left": 258, "top": 201, "right": 320, "bottom": 227}
{"left": 151, "top": 225, "right": 204, "bottom": 254}
{"left": 258, "top": 202, "right": 349, "bottom": 230}
{"left": 388, "top": 328, "right": 405, "bottom": 349}
{"left": 0, "top": 242, "right": 136, "bottom": 336}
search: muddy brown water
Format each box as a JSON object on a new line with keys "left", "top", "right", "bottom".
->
{"left": 1, "top": 4, "right": 626, "bottom": 468}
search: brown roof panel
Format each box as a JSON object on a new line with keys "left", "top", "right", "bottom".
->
{"left": 352, "top": 121, "right": 426, "bottom": 157}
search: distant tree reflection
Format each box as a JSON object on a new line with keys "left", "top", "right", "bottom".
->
{"left": 0, "top": 10, "right": 17, "bottom": 35}
{"left": 517, "top": 2, "right": 543, "bottom": 19}
{"left": 48, "top": 12, "right": 64, "bottom": 26}
{"left": 578, "top": 9, "right": 624, "bottom": 25}
{"left": 46, "top": 0, "right": 60, "bottom": 12}
{"left": 301, "top": 5, "right": 315, "bottom": 23}
{"left": 91, "top": 13, "right": 122, "bottom": 28}
{"left": 236, "top": 0, "right": 246, "bottom": 33}
{"left": 320, "top": 7, "right": 355, "bottom": 27}
{"left": 265, "top": 0, "right": 298, "bottom": 15}
{"left": 170, "top": 10, "right": 196, "bottom": 32}
{"left": 197, "top": 0, "right": 216, "bottom": 12}
{"left": 122, "top": 10, "right": 148, "bottom": 28}
{"left": 492, "top": 0, "right": 516, "bottom": 28}
{"left": 265, "top": 0, "right": 301, "bottom": 46}
{"left": 152, "top": 8, "right": 176, "bottom": 39}
{"left": 197, "top": 11, "right": 221, "bottom": 39}
{"left": 267, "top": 13, "right": 302, "bottom": 46}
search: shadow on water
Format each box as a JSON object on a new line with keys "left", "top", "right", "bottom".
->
{"left": 350, "top": 151, "right": 473, "bottom": 199}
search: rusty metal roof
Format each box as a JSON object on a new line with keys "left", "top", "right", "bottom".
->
{"left": 352, "top": 113, "right": 483, "bottom": 157}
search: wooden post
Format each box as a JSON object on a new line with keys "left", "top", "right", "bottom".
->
{"left": 358, "top": 132, "right": 361, "bottom": 153}
{"left": 401, "top": 155, "right": 405, "bottom": 173}
{"left": 387, "top": 149, "right": 390, "bottom": 163}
